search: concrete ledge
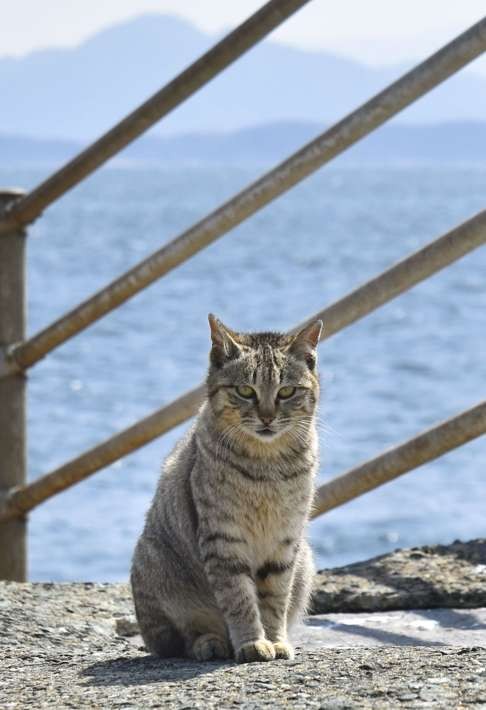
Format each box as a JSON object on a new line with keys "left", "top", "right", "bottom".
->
{"left": 1, "top": 540, "right": 486, "bottom": 708}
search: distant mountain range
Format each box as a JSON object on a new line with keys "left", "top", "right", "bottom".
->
{"left": 1, "top": 14, "right": 486, "bottom": 141}
{"left": 2, "top": 121, "right": 486, "bottom": 167}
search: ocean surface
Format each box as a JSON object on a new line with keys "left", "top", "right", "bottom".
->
{"left": 1, "top": 161, "right": 485, "bottom": 581}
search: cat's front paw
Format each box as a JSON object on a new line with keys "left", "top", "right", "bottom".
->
{"left": 273, "top": 640, "right": 294, "bottom": 660}
{"left": 236, "top": 639, "right": 276, "bottom": 663}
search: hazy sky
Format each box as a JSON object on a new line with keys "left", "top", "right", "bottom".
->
{"left": 1, "top": 0, "right": 485, "bottom": 74}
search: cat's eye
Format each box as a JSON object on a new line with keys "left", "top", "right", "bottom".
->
{"left": 236, "top": 385, "right": 255, "bottom": 399}
{"left": 278, "top": 386, "right": 296, "bottom": 399}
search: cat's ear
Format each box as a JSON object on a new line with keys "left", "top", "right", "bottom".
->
{"left": 208, "top": 313, "right": 241, "bottom": 367}
{"left": 288, "top": 320, "right": 323, "bottom": 370}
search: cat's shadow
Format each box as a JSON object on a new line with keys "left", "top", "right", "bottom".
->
{"left": 81, "top": 654, "right": 231, "bottom": 687}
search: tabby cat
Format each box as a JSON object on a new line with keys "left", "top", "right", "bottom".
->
{"left": 131, "top": 314, "right": 322, "bottom": 663}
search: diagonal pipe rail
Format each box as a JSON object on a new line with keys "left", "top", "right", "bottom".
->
{"left": 311, "top": 400, "right": 486, "bottom": 518}
{"left": 1, "top": 396, "right": 484, "bottom": 526}
{"left": 0, "top": 209, "right": 484, "bottom": 522}
{"left": 0, "top": 0, "right": 311, "bottom": 236}
{"left": 3, "top": 17, "right": 486, "bottom": 375}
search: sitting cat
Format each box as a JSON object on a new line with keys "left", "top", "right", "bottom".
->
{"left": 131, "top": 314, "right": 322, "bottom": 663}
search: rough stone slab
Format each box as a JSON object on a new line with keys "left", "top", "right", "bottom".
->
{"left": 312, "top": 538, "right": 486, "bottom": 613}
{"left": 1, "top": 582, "right": 486, "bottom": 708}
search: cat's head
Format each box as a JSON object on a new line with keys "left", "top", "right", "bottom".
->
{"left": 206, "top": 314, "right": 322, "bottom": 445}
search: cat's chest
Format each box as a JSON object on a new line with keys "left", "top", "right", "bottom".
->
{"left": 237, "top": 482, "right": 310, "bottom": 559}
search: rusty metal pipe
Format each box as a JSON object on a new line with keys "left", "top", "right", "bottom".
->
{"left": 312, "top": 400, "right": 486, "bottom": 518}
{"left": 0, "top": 0, "right": 311, "bottom": 236}
{"left": 0, "top": 386, "right": 204, "bottom": 523}
{"left": 0, "top": 190, "right": 27, "bottom": 577}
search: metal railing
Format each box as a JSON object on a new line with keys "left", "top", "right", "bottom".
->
{"left": 0, "top": 1, "right": 485, "bottom": 580}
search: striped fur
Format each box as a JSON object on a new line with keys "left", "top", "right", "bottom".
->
{"left": 131, "top": 315, "right": 322, "bottom": 663}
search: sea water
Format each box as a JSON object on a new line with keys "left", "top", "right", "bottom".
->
{"left": 1, "top": 162, "right": 484, "bottom": 581}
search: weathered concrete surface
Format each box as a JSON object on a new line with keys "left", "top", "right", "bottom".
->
{"left": 1, "top": 581, "right": 485, "bottom": 709}
{"left": 313, "top": 538, "right": 486, "bottom": 613}
{"left": 300, "top": 608, "right": 486, "bottom": 648}
{"left": 1, "top": 540, "right": 486, "bottom": 708}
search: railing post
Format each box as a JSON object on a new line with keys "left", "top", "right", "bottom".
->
{"left": 0, "top": 188, "right": 27, "bottom": 580}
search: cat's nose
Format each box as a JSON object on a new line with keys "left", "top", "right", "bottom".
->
{"left": 259, "top": 414, "right": 275, "bottom": 426}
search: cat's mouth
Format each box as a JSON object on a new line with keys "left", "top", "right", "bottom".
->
{"left": 254, "top": 426, "right": 284, "bottom": 442}
{"left": 242, "top": 423, "right": 284, "bottom": 441}
{"left": 257, "top": 427, "right": 275, "bottom": 437}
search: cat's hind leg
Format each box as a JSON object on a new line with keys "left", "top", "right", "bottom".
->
{"left": 133, "top": 579, "right": 231, "bottom": 660}
{"left": 130, "top": 539, "right": 186, "bottom": 658}
{"left": 169, "top": 601, "right": 232, "bottom": 661}
{"left": 187, "top": 632, "right": 231, "bottom": 661}
{"left": 132, "top": 537, "right": 232, "bottom": 660}
{"left": 131, "top": 582, "right": 184, "bottom": 657}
